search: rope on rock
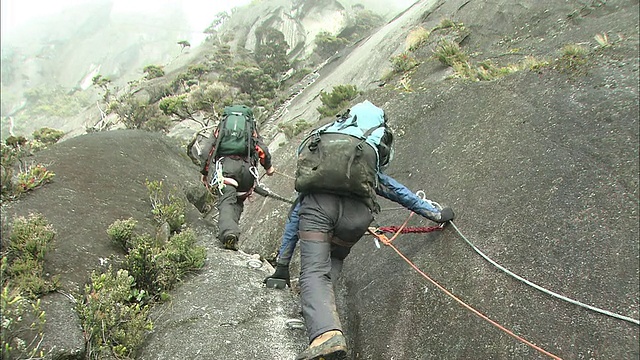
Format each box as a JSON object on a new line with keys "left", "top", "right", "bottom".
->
{"left": 448, "top": 221, "right": 640, "bottom": 326}
{"left": 368, "top": 218, "right": 564, "bottom": 360}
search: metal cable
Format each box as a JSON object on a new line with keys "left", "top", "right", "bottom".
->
{"left": 449, "top": 221, "right": 640, "bottom": 326}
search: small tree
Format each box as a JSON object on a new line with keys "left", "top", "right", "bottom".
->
{"left": 177, "top": 40, "right": 191, "bottom": 53}
{"left": 254, "top": 26, "right": 290, "bottom": 77}
{"left": 204, "top": 11, "right": 230, "bottom": 33}
{"left": 92, "top": 75, "right": 112, "bottom": 102}
{"left": 314, "top": 32, "right": 349, "bottom": 58}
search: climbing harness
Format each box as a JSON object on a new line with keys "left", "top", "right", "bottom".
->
{"left": 209, "top": 157, "right": 226, "bottom": 194}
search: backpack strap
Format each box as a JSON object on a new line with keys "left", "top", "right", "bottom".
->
{"left": 346, "top": 123, "right": 385, "bottom": 180}
{"left": 246, "top": 115, "right": 254, "bottom": 164}
{"left": 206, "top": 122, "right": 225, "bottom": 172}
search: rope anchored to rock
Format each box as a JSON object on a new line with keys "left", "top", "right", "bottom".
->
{"left": 369, "top": 205, "right": 640, "bottom": 359}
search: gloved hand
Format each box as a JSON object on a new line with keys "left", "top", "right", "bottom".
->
{"left": 266, "top": 166, "right": 275, "bottom": 176}
{"left": 437, "top": 207, "right": 455, "bottom": 223}
{"left": 263, "top": 263, "right": 290, "bottom": 287}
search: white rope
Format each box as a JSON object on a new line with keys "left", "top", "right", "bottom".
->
{"left": 449, "top": 221, "right": 640, "bottom": 326}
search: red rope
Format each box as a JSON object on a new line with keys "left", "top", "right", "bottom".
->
{"left": 369, "top": 217, "right": 563, "bottom": 359}
{"left": 378, "top": 225, "right": 443, "bottom": 234}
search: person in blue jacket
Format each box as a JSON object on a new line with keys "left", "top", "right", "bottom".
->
{"left": 264, "top": 173, "right": 452, "bottom": 287}
{"left": 264, "top": 114, "right": 455, "bottom": 360}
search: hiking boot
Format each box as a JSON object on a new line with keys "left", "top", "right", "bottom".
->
{"left": 295, "top": 331, "right": 347, "bottom": 360}
{"left": 222, "top": 234, "right": 239, "bottom": 251}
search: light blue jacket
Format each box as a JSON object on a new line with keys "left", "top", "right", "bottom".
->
{"left": 275, "top": 172, "right": 444, "bottom": 265}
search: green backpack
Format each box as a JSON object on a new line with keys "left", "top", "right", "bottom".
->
{"left": 294, "top": 100, "right": 388, "bottom": 212}
{"left": 214, "top": 105, "right": 255, "bottom": 157}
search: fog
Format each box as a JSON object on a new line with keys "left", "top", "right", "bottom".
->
{"left": 1, "top": 0, "right": 252, "bottom": 46}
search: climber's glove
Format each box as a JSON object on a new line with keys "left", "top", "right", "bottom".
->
{"left": 437, "top": 207, "right": 455, "bottom": 223}
{"left": 263, "top": 263, "right": 290, "bottom": 287}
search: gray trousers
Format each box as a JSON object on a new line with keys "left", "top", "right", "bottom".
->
{"left": 216, "top": 157, "right": 255, "bottom": 241}
{"left": 297, "top": 193, "right": 374, "bottom": 342}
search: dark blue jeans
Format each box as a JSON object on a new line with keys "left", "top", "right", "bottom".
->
{"left": 276, "top": 202, "right": 301, "bottom": 266}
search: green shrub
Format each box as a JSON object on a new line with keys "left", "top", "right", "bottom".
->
{"left": 390, "top": 52, "right": 419, "bottom": 73}
{"left": 1, "top": 142, "right": 55, "bottom": 200}
{"left": 109, "top": 93, "right": 164, "bottom": 130}
{"left": 123, "top": 235, "right": 165, "bottom": 296}
{"left": 1, "top": 214, "right": 54, "bottom": 359}
{"left": 22, "top": 86, "right": 91, "bottom": 117}
{"left": 314, "top": 32, "right": 349, "bottom": 58}
{"left": 158, "top": 94, "right": 194, "bottom": 121}
{"left": 143, "top": 65, "right": 165, "bottom": 80}
{"left": 556, "top": 44, "right": 588, "bottom": 73}
{"left": 145, "top": 180, "right": 186, "bottom": 233}
{"left": 79, "top": 268, "right": 152, "bottom": 359}
{"left": 405, "top": 26, "right": 430, "bottom": 51}
{"left": 278, "top": 119, "right": 312, "bottom": 139}
{"left": 123, "top": 230, "right": 205, "bottom": 299}
{"left": 316, "top": 84, "right": 360, "bottom": 118}
{"left": 32, "top": 127, "right": 64, "bottom": 145}
{"left": 1, "top": 285, "right": 46, "bottom": 359}
{"left": 107, "top": 218, "right": 138, "bottom": 251}
{"left": 433, "top": 39, "right": 468, "bottom": 66}
{"left": 163, "top": 228, "right": 206, "bottom": 272}
{"left": 2, "top": 214, "right": 57, "bottom": 298}
{"left": 15, "top": 164, "right": 55, "bottom": 194}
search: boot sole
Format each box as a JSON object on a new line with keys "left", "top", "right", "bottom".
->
{"left": 222, "top": 236, "right": 238, "bottom": 250}
{"left": 308, "top": 349, "right": 347, "bottom": 360}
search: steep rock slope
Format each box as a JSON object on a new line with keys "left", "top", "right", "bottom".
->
{"left": 2, "top": 0, "right": 637, "bottom": 358}
{"left": 241, "top": 0, "right": 639, "bottom": 358}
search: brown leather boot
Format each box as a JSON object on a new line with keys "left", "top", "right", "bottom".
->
{"left": 295, "top": 330, "right": 347, "bottom": 360}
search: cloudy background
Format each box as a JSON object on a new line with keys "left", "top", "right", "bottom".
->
{"left": 1, "top": 0, "right": 252, "bottom": 46}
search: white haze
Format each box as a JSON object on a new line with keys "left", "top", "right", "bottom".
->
{"left": 1, "top": 0, "right": 252, "bottom": 46}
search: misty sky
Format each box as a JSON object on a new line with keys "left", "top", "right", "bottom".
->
{"left": 1, "top": 0, "right": 251, "bottom": 40}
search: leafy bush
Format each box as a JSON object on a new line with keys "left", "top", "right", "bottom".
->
{"left": 1, "top": 214, "right": 57, "bottom": 298}
{"left": 406, "top": 26, "right": 430, "bottom": 51}
{"left": 32, "top": 127, "right": 64, "bottom": 145}
{"left": 143, "top": 65, "right": 165, "bottom": 80}
{"left": 145, "top": 180, "right": 186, "bottom": 233}
{"left": 122, "top": 230, "right": 205, "bottom": 297}
{"left": 162, "top": 229, "right": 206, "bottom": 272}
{"left": 254, "top": 26, "right": 291, "bottom": 77}
{"left": 278, "top": 119, "right": 312, "bottom": 139}
{"left": 433, "top": 39, "right": 469, "bottom": 66}
{"left": 390, "top": 52, "right": 419, "bottom": 73}
{"left": 1, "top": 214, "right": 54, "bottom": 359}
{"left": 314, "top": 32, "right": 349, "bottom": 58}
{"left": 109, "top": 93, "right": 168, "bottom": 131}
{"left": 343, "top": 10, "right": 384, "bottom": 41}
{"left": 123, "top": 235, "right": 165, "bottom": 296}
{"left": 316, "top": 84, "right": 360, "bottom": 118}
{"left": 159, "top": 94, "right": 194, "bottom": 121}
{"left": 107, "top": 218, "right": 138, "bottom": 251}
{"left": 15, "top": 164, "right": 55, "bottom": 194}
{"left": 22, "top": 86, "right": 91, "bottom": 118}
{"left": 223, "top": 62, "right": 278, "bottom": 100}
{"left": 1, "top": 285, "right": 46, "bottom": 359}
{"left": 556, "top": 44, "right": 588, "bottom": 73}
{"left": 79, "top": 268, "right": 152, "bottom": 359}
